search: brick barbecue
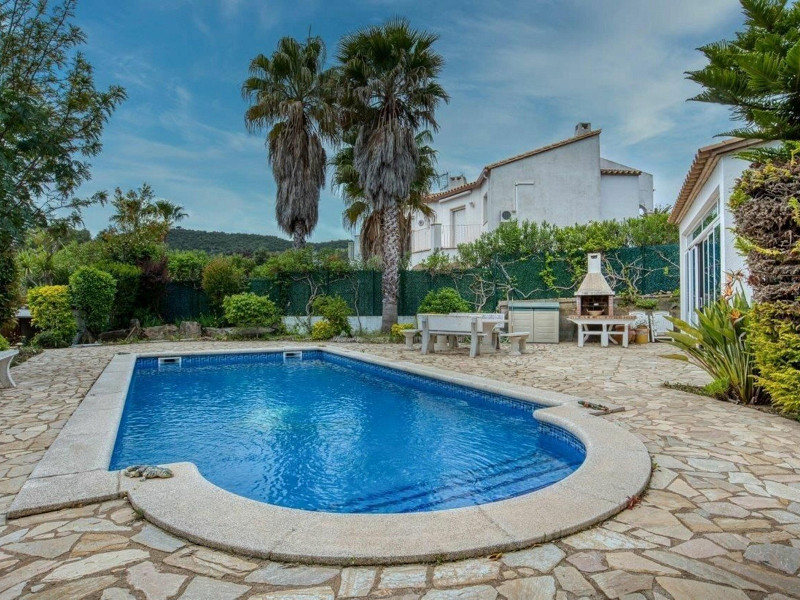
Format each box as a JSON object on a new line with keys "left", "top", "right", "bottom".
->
{"left": 575, "top": 252, "right": 616, "bottom": 317}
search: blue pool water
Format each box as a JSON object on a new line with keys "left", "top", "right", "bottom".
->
{"left": 110, "top": 351, "right": 585, "bottom": 513}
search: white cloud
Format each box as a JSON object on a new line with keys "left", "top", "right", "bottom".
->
{"left": 429, "top": 0, "right": 743, "bottom": 207}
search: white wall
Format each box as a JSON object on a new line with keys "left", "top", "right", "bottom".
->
{"left": 283, "top": 315, "right": 416, "bottom": 334}
{"left": 493, "top": 135, "right": 602, "bottom": 228}
{"left": 676, "top": 153, "right": 758, "bottom": 321}
{"left": 720, "top": 154, "right": 755, "bottom": 283}
{"left": 409, "top": 131, "right": 654, "bottom": 267}
{"left": 599, "top": 175, "right": 642, "bottom": 220}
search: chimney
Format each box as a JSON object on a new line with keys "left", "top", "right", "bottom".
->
{"left": 575, "top": 122, "right": 592, "bottom": 137}
{"left": 446, "top": 174, "right": 467, "bottom": 190}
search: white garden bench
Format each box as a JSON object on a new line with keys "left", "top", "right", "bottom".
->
{"left": 419, "top": 314, "right": 487, "bottom": 358}
{"left": 0, "top": 350, "right": 19, "bottom": 389}
{"left": 499, "top": 331, "right": 530, "bottom": 355}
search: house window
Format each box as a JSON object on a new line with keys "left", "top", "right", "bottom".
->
{"left": 451, "top": 207, "right": 466, "bottom": 247}
{"left": 684, "top": 196, "right": 721, "bottom": 320}
{"left": 482, "top": 194, "right": 488, "bottom": 225}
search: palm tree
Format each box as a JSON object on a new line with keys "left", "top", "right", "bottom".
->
{"left": 243, "top": 36, "right": 338, "bottom": 248}
{"left": 337, "top": 19, "right": 449, "bottom": 332}
{"left": 153, "top": 200, "right": 188, "bottom": 230}
{"left": 334, "top": 130, "right": 438, "bottom": 260}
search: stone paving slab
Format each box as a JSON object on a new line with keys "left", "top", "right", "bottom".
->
{"left": 0, "top": 340, "right": 798, "bottom": 598}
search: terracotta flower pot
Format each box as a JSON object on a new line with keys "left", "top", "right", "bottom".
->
{"left": 635, "top": 327, "right": 650, "bottom": 344}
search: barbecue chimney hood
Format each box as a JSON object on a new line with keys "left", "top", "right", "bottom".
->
{"left": 575, "top": 253, "right": 614, "bottom": 297}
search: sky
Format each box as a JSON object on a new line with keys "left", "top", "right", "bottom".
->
{"left": 74, "top": 0, "right": 746, "bottom": 242}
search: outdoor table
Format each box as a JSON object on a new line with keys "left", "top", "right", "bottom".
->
{"left": 450, "top": 313, "right": 507, "bottom": 353}
{"left": 567, "top": 316, "right": 635, "bottom": 348}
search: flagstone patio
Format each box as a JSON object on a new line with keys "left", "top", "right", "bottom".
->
{"left": 0, "top": 340, "right": 798, "bottom": 599}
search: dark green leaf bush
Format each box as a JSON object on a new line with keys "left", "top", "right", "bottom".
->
{"left": 167, "top": 250, "right": 209, "bottom": 288}
{"left": 97, "top": 262, "right": 141, "bottom": 328}
{"left": 311, "top": 295, "right": 352, "bottom": 336}
{"left": 27, "top": 285, "right": 76, "bottom": 347}
{"left": 0, "top": 249, "right": 21, "bottom": 329}
{"left": 456, "top": 213, "right": 678, "bottom": 269}
{"left": 222, "top": 293, "right": 281, "bottom": 328}
{"left": 202, "top": 257, "right": 246, "bottom": 310}
{"left": 417, "top": 287, "right": 471, "bottom": 314}
{"left": 69, "top": 266, "right": 117, "bottom": 335}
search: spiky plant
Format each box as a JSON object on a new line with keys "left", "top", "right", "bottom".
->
{"left": 243, "top": 36, "right": 338, "bottom": 248}
{"left": 337, "top": 19, "right": 449, "bottom": 332}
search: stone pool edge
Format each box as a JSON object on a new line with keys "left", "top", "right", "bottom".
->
{"left": 8, "top": 345, "right": 651, "bottom": 565}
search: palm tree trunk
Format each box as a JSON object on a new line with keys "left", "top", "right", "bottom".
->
{"left": 292, "top": 225, "right": 306, "bottom": 249}
{"left": 381, "top": 206, "right": 400, "bottom": 333}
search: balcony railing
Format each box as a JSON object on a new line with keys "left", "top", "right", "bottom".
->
{"left": 410, "top": 224, "right": 483, "bottom": 253}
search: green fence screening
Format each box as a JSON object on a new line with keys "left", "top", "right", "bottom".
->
{"left": 163, "top": 243, "right": 679, "bottom": 320}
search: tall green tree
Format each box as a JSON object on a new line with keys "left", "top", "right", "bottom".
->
{"left": 687, "top": 0, "right": 800, "bottom": 140}
{"left": 0, "top": 0, "right": 124, "bottom": 326}
{"left": 333, "top": 130, "right": 437, "bottom": 261}
{"left": 0, "top": 0, "right": 125, "bottom": 243}
{"left": 337, "top": 19, "right": 448, "bottom": 331}
{"left": 243, "top": 36, "right": 338, "bottom": 248}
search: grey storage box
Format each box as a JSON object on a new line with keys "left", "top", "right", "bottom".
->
{"left": 507, "top": 301, "right": 560, "bottom": 343}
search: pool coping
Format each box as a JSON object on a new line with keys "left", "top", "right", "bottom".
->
{"left": 8, "top": 345, "right": 651, "bottom": 565}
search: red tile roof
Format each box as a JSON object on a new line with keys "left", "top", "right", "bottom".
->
{"left": 600, "top": 168, "right": 641, "bottom": 176}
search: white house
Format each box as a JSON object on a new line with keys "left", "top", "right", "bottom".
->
{"left": 668, "top": 137, "right": 774, "bottom": 322}
{"left": 408, "top": 124, "right": 654, "bottom": 266}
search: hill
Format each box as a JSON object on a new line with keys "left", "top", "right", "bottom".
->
{"left": 166, "top": 228, "right": 349, "bottom": 255}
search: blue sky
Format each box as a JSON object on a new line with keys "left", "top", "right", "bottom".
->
{"left": 75, "top": 0, "right": 745, "bottom": 242}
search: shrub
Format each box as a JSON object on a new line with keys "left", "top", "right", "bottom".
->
{"left": 97, "top": 262, "right": 141, "bottom": 328}
{"left": 664, "top": 288, "right": 763, "bottom": 404}
{"left": 0, "top": 334, "right": 9, "bottom": 351}
{"left": 137, "top": 257, "right": 169, "bottom": 314}
{"left": 749, "top": 301, "right": 800, "bottom": 413}
{"left": 311, "top": 295, "right": 352, "bottom": 336}
{"left": 417, "top": 287, "right": 471, "bottom": 314}
{"left": 634, "top": 297, "right": 658, "bottom": 310}
{"left": 69, "top": 267, "right": 117, "bottom": 336}
{"left": 391, "top": 322, "right": 415, "bottom": 342}
{"left": 132, "top": 308, "right": 163, "bottom": 328}
{"left": 31, "top": 330, "right": 71, "bottom": 349}
{"left": 702, "top": 378, "right": 731, "bottom": 400}
{"left": 222, "top": 293, "right": 282, "bottom": 328}
{"left": 311, "top": 319, "right": 338, "bottom": 340}
{"left": 202, "top": 257, "right": 246, "bottom": 309}
{"left": 168, "top": 250, "right": 209, "bottom": 288}
{"left": 50, "top": 240, "right": 105, "bottom": 285}
{"left": 27, "top": 285, "right": 76, "bottom": 347}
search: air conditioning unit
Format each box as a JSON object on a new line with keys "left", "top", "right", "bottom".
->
{"left": 500, "top": 210, "right": 516, "bottom": 222}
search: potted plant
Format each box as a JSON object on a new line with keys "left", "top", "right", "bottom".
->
{"left": 633, "top": 315, "right": 650, "bottom": 344}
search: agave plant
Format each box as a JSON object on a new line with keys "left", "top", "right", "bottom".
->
{"left": 664, "top": 285, "right": 763, "bottom": 404}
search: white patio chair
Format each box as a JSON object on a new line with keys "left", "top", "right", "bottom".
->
{"left": 651, "top": 311, "right": 674, "bottom": 341}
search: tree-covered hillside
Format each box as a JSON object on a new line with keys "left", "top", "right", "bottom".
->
{"left": 166, "top": 228, "right": 349, "bottom": 255}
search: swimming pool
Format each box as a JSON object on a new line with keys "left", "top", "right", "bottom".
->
{"left": 110, "top": 350, "right": 585, "bottom": 513}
